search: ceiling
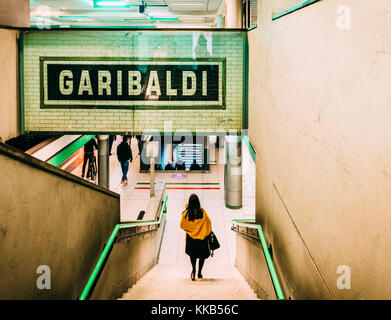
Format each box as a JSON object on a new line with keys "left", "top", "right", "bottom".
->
{"left": 29, "top": 0, "right": 225, "bottom": 28}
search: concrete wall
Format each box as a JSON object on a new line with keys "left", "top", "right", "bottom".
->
{"left": 0, "top": 0, "right": 30, "bottom": 28}
{"left": 235, "top": 232, "right": 277, "bottom": 300}
{"left": 91, "top": 217, "right": 166, "bottom": 300}
{"left": 248, "top": 0, "right": 391, "bottom": 299}
{"left": 0, "top": 28, "right": 20, "bottom": 142}
{"left": 0, "top": 142, "right": 120, "bottom": 299}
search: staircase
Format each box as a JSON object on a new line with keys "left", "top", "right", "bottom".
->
{"left": 119, "top": 263, "right": 258, "bottom": 300}
{"left": 119, "top": 194, "right": 259, "bottom": 300}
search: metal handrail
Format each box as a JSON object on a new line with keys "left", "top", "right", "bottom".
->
{"left": 232, "top": 218, "right": 285, "bottom": 300}
{"left": 79, "top": 193, "right": 168, "bottom": 300}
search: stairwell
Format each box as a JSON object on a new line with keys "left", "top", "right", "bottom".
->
{"left": 119, "top": 191, "right": 259, "bottom": 300}
{"left": 119, "top": 263, "right": 258, "bottom": 300}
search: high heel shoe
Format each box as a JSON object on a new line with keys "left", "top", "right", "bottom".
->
{"left": 197, "top": 273, "right": 203, "bottom": 279}
{"left": 191, "top": 272, "right": 195, "bottom": 281}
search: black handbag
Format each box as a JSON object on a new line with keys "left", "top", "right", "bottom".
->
{"left": 207, "top": 231, "right": 220, "bottom": 257}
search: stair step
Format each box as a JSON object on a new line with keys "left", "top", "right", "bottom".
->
{"left": 120, "top": 264, "right": 259, "bottom": 300}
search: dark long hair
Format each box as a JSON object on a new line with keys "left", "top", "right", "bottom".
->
{"left": 185, "top": 194, "right": 203, "bottom": 221}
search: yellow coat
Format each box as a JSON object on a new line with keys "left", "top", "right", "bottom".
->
{"left": 180, "top": 207, "right": 212, "bottom": 240}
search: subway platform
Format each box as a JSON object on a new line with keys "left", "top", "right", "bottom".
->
{"left": 66, "top": 136, "right": 257, "bottom": 299}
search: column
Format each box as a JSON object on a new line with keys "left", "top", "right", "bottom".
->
{"left": 203, "top": 135, "right": 210, "bottom": 171}
{"left": 97, "top": 135, "right": 110, "bottom": 189}
{"left": 150, "top": 156, "right": 155, "bottom": 197}
{"left": 0, "top": 0, "right": 30, "bottom": 28}
{"left": 225, "top": 0, "right": 243, "bottom": 29}
{"left": 162, "top": 143, "right": 173, "bottom": 168}
{"left": 146, "top": 141, "right": 159, "bottom": 197}
{"left": 139, "top": 136, "right": 149, "bottom": 172}
{"left": 216, "top": 15, "right": 225, "bottom": 28}
{"left": 209, "top": 135, "right": 217, "bottom": 165}
{"left": 224, "top": 135, "right": 242, "bottom": 209}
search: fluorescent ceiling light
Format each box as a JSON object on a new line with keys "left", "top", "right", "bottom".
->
{"left": 124, "top": 18, "right": 150, "bottom": 21}
{"left": 149, "top": 17, "right": 179, "bottom": 21}
{"left": 84, "top": 12, "right": 144, "bottom": 18}
{"left": 127, "top": 26, "right": 157, "bottom": 28}
{"left": 77, "top": 1, "right": 168, "bottom": 9}
{"left": 94, "top": 1, "right": 130, "bottom": 7}
{"left": 124, "top": 17, "right": 179, "bottom": 21}
{"left": 76, "top": 0, "right": 94, "bottom": 6}
{"left": 169, "top": 3, "right": 205, "bottom": 6}
{"left": 31, "top": 9, "right": 62, "bottom": 17}
{"left": 59, "top": 16, "right": 89, "bottom": 18}
{"left": 30, "top": 0, "right": 38, "bottom": 3}
{"left": 145, "top": 13, "right": 175, "bottom": 18}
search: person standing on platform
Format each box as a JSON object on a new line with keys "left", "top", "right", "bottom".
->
{"left": 180, "top": 194, "right": 212, "bottom": 281}
{"left": 109, "top": 135, "right": 116, "bottom": 156}
{"left": 190, "top": 159, "right": 202, "bottom": 170}
{"left": 117, "top": 136, "right": 133, "bottom": 185}
{"left": 164, "top": 160, "right": 175, "bottom": 170}
{"left": 175, "top": 159, "right": 186, "bottom": 170}
{"left": 136, "top": 135, "right": 143, "bottom": 156}
{"left": 81, "top": 137, "right": 98, "bottom": 179}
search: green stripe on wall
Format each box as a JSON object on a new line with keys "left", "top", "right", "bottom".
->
{"left": 242, "top": 33, "right": 249, "bottom": 129}
{"left": 47, "top": 135, "right": 95, "bottom": 167}
{"left": 243, "top": 136, "right": 256, "bottom": 163}
{"left": 272, "top": 0, "right": 321, "bottom": 20}
{"left": 19, "top": 33, "right": 25, "bottom": 134}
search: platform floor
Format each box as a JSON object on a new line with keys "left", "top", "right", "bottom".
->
{"left": 70, "top": 136, "right": 255, "bottom": 223}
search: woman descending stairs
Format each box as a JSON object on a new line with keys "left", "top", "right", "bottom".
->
{"left": 119, "top": 193, "right": 259, "bottom": 300}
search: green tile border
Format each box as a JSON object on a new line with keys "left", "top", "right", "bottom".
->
{"left": 18, "top": 32, "right": 25, "bottom": 135}
{"left": 242, "top": 34, "right": 249, "bottom": 130}
{"left": 242, "top": 135, "right": 256, "bottom": 163}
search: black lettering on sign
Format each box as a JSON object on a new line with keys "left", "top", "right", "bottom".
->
{"left": 40, "top": 57, "right": 225, "bottom": 109}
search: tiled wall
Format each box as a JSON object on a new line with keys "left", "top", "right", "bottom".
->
{"left": 22, "top": 30, "right": 245, "bottom": 134}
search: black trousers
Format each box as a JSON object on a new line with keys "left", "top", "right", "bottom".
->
{"left": 109, "top": 135, "right": 115, "bottom": 155}
{"left": 82, "top": 153, "right": 93, "bottom": 176}
{"left": 190, "top": 256, "right": 205, "bottom": 274}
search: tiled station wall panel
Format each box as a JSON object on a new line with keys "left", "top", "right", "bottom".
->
{"left": 22, "top": 31, "right": 244, "bottom": 133}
